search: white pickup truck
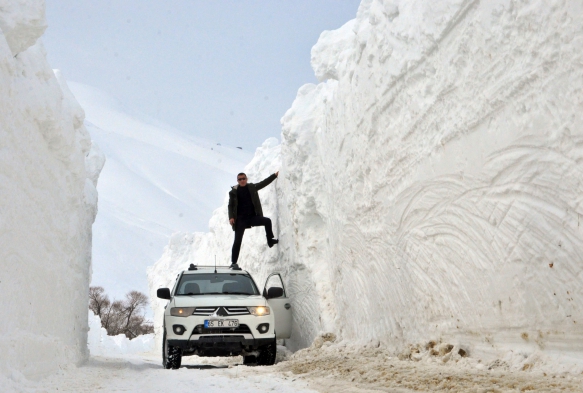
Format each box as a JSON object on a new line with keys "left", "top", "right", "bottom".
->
{"left": 156, "top": 265, "right": 292, "bottom": 369}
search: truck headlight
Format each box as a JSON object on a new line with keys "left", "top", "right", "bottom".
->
{"left": 170, "top": 307, "right": 195, "bottom": 317}
{"left": 248, "top": 306, "right": 270, "bottom": 316}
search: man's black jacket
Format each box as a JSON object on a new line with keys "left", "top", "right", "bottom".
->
{"left": 228, "top": 173, "right": 277, "bottom": 231}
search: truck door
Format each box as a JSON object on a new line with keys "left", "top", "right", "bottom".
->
{"left": 263, "top": 273, "right": 292, "bottom": 339}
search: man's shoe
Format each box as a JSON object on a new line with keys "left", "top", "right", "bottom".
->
{"left": 267, "top": 238, "right": 279, "bottom": 248}
{"left": 230, "top": 263, "right": 241, "bottom": 270}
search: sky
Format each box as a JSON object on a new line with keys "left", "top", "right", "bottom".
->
{"left": 43, "top": 0, "right": 361, "bottom": 150}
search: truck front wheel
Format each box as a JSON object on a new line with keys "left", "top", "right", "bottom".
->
{"left": 256, "top": 339, "right": 276, "bottom": 366}
{"left": 162, "top": 330, "right": 182, "bottom": 370}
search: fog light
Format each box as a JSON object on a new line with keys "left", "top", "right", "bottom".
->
{"left": 173, "top": 324, "right": 186, "bottom": 335}
{"left": 257, "top": 323, "right": 269, "bottom": 334}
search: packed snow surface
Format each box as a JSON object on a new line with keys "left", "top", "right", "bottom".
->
{"left": 4, "top": 346, "right": 583, "bottom": 392}
{"left": 0, "top": 354, "right": 317, "bottom": 393}
{"left": 150, "top": 0, "right": 583, "bottom": 371}
{"left": 68, "top": 82, "right": 252, "bottom": 299}
{"left": 0, "top": 0, "right": 103, "bottom": 379}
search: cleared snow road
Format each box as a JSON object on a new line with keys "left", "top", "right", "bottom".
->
{"left": 18, "top": 354, "right": 316, "bottom": 393}
{"left": 8, "top": 348, "right": 583, "bottom": 392}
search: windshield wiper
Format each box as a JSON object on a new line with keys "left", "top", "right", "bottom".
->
{"left": 179, "top": 292, "right": 222, "bottom": 296}
{"left": 177, "top": 292, "right": 253, "bottom": 296}
{"left": 222, "top": 292, "right": 252, "bottom": 295}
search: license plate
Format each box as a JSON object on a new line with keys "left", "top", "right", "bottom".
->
{"left": 204, "top": 319, "right": 239, "bottom": 328}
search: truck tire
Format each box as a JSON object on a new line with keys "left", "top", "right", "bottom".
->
{"left": 256, "top": 339, "right": 276, "bottom": 366}
{"left": 243, "top": 355, "right": 256, "bottom": 365}
{"left": 162, "top": 330, "right": 182, "bottom": 370}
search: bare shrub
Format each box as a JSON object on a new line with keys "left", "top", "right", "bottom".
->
{"left": 89, "top": 286, "right": 154, "bottom": 339}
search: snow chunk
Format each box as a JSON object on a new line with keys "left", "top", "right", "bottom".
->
{"left": 0, "top": 0, "right": 46, "bottom": 55}
{"left": 311, "top": 20, "right": 356, "bottom": 81}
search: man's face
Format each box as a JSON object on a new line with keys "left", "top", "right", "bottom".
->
{"left": 237, "top": 175, "right": 247, "bottom": 187}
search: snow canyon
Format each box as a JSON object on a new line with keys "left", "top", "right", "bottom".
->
{"left": 150, "top": 0, "right": 583, "bottom": 372}
{"left": 1, "top": 0, "right": 583, "bottom": 386}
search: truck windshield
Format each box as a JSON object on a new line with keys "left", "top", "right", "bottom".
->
{"left": 175, "top": 273, "right": 259, "bottom": 296}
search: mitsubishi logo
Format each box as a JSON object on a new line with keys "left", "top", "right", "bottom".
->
{"left": 210, "top": 307, "right": 228, "bottom": 317}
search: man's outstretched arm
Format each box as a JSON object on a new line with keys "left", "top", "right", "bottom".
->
{"left": 255, "top": 171, "right": 279, "bottom": 190}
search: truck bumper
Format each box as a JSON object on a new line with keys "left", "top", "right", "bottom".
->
{"left": 168, "top": 336, "right": 273, "bottom": 356}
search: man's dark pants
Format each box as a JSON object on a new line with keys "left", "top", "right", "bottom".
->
{"left": 231, "top": 215, "right": 274, "bottom": 263}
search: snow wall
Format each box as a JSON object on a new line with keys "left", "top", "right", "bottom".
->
{"left": 150, "top": 0, "right": 583, "bottom": 365}
{"left": 0, "top": 0, "right": 104, "bottom": 378}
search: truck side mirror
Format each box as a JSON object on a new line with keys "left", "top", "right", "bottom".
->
{"left": 157, "top": 288, "right": 171, "bottom": 300}
{"left": 266, "top": 287, "right": 284, "bottom": 299}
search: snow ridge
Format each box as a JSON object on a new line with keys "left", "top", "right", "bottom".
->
{"left": 0, "top": 0, "right": 104, "bottom": 378}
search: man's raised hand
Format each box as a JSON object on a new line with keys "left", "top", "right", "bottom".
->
{"left": 275, "top": 171, "right": 279, "bottom": 177}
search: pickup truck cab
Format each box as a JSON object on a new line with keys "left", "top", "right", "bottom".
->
{"left": 156, "top": 265, "right": 292, "bottom": 369}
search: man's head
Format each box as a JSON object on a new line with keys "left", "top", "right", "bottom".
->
{"left": 237, "top": 172, "right": 247, "bottom": 187}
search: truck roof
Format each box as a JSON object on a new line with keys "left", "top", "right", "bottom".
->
{"left": 181, "top": 266, "right": 250, "bottom": 275}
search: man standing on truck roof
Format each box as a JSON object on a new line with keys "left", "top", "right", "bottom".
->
{"left": 228, "top": 171, "right": 279, "bottom": 269}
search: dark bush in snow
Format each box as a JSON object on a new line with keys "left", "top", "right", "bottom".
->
{"left": 89, "top": 286, "right": 154, "bottom": 339}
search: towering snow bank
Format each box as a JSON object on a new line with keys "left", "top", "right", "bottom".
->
{"left": 0, "top": 0, "right": 104, "bottom": 378}
{"left": 279, "top": 0, "right": 583, "bottom": 358}
{"left": 149, "top": 0, "right": 583, "bottom": 367}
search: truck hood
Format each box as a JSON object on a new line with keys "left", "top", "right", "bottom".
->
{"left": 172, "top": 294, "right": 266, "bottom": 308}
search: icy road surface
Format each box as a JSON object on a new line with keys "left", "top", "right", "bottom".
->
{"left": 14, "top": 354, "right": 316, "bottom": 393}
{"left": 8, "top": 347, "right": 583, "bottom": 393}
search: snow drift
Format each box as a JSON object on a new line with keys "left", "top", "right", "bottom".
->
{"left": 150, "top": 0, "right": 583, "bottom": 368}
{"left": 87, "top": 312, "right": 154, "bottom": 356}
{"left": 0, "top": 0, "right": 103, "bottom": 378}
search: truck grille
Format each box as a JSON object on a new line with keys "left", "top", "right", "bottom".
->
{"left": 193, "top": 324, "right": 252, "bottom": 335}
{"left": 193, "top": 307, "right": 218, "bottom": 315}
{"left": 193, "top": 306, "right": 250, "bottom": 316}
{"left": 224, "top": 307, "right": 250, "bottom": 315}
